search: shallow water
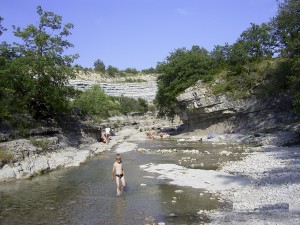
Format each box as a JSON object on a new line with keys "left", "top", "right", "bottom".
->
{"left": 0, "top": 139, "right": 240, "bottom": 225}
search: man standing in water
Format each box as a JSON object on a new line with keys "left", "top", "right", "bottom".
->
{"left": 112, "top": 154, "right": 126, "bottom": 196}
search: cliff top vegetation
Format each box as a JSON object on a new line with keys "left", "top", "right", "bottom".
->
{"left": 155, "top": 0, "right": 300, "bottom": 119}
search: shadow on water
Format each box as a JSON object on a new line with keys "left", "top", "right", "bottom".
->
{"left": 0, "top": 140, "right": 236, "bottom": 225}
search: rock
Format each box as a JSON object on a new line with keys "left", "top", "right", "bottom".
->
{"left": 220, "top": 150, "right": 232, "bottom": 156}
{"left": 177, "top": 138, "right": 186, "bottom": 142}
{"left": 30, "top": 127, "right": 60, "bottom": 136}
{"left": 175, "top": 80, "right": 299, "bottom": 146}
{"left": 0, "top": 133, "right": 11, "bottom": 142}
{"left": 0, "top": 164, "right": 16, "bottom": 181}
{"left": 69, "top": 75, "right": 157, "bottom": 101}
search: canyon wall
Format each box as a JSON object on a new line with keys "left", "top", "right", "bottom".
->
{"left": 176, "top": 81, "right": 299, "bottom": 137}
{"left": 69, "top": 74, "right": 157, "bottom": 101}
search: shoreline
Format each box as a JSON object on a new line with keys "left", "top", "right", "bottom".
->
{"left": 1, "top": 125, "right": 300, "bottom": 223}
{"left": 137, "top": 131, "right": 300, "bottom": 224}
{"left": 209, "top": 145, "right": 300, "bottom": 224}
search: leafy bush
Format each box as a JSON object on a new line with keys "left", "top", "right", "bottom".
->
{"left": 111, "top": 96, "right": 148, "bottom": 115}
{"left": 106, "top": 65, "right": 119, "bottom": 77}
{"left": 73, "top": 85, "right": 120, "bottom": 120}
{"left": 123, "top": 77, "right": 146, "bottom": 83}
{"left": 8, "top": 115, "right": 37, "bottom": 138}
{"left": 0, "top": 148, "right": 14, "bottom": 166}
{"left": 30, "top": 138, "right": 51, "bottom": 151}
{"left": 123, "top": 67, "right": 139, "bottom": 74}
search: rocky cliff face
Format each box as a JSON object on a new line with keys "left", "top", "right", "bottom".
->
{"left": 69, "top": 74, "right": 157, "bottom": 101}
{"left": 176, "top": 81, "right": 299, "bottom": 142}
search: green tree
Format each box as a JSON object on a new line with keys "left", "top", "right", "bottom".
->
{"left": 272, "top": 0, "right": 300, "bottom": 113}
{"left": 239, "top": 23, "right": 275, "bottom": 60}
{"left": 141, "top": 67, "right": 157, "bottom": 74}
{"left": 124, "top": 67, "right": 139, "bottom": 74}
{"left": 0, "top": 18, "right": 12, "bottom": 118}
{"left": 73, "top": 85, "right": 120, "bottom": 119}
{"left": 0, "top": 17, "right": 7, "bottom": 36}
{"left": 272, "top": 0, "right": 300, "bottom": 58}
{"left": 106, "top": 65, "right": 119, "bottom": 76}
{"left": 93, "top": 59, "right": 105, "bottom": 73}
{"left": 113, "top": 96, "right": 148, "bottom": 115}
{"left": 155, "top": 46, "right": 213, "bottom": 118}
{"left": 3, "top": 6, "right": 78, "bottom": 118}
{"left": 210, "top": 43, "right": 230, "bottom": 69}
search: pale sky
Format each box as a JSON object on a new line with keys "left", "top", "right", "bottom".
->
{"left": 1, "top": 0, "right": 279, "bottom": 70}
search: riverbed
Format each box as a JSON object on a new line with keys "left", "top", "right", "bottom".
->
{"left": 0, "top": 139, "right": 245, "bottom": 225}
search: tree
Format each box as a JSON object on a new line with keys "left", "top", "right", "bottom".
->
{"left": 272, "top": 0, "right": 300, "bottom": 113}
{"left": 239, "top": 23, "right": 276, "bottom": 60}
{"left": 0, "top": 17, "right": 7, "bottom": 36}
{"left": 272, "top": 0, "right": 300, "bottom": 58}
{"left": 3, "top": 6, "right": 78, "bottom": 118}
{"left": 73, "top": 85, "right": 120, "bottom": 119}
{"left": 106, "top": 65, "right": 119, "bottom": 76}
{"left": 94, "top": 59, "right": 105, "bottom": 73}
{"left": 141, "top": 67, "right": 157, "bottom": 74}
{"left": 124, "top": 67, "right": 139, "bottom": 74}
{"left": 155, "top": 46, "right": 213, "bottom": 118}
{"left": 210, "top": 43, "right": 230, "bottom": 68}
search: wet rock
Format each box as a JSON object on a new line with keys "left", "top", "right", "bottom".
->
{"left": 144, "top": 215, "right": 156, "bottom": 223}
{"left": 158, "top": 222, "right": 166, "bottom": 225}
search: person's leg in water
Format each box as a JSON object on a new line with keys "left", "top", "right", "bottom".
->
{"left": 120, "top": 176, "right": 126, "bottom": 191}
{"left": 115, "top": 175, "right": 121, "bottom": 196}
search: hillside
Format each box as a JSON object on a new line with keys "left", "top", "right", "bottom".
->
{"left": 69, "top": 72, "right": 157, "bottom": 101}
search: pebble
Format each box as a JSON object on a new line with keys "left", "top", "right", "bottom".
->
{"left": 174, "top": 190, "right": 184, "bottom": 193}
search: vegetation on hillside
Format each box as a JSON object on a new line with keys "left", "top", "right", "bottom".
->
{"left": 155, "top": 0, "right": 300, "bottom": 119}
{"left": 1, "top": 1, "right": 299, "bottom": 123}
{"left": 0, "top": 6, "right": 150, "bottom": 123}
{"left": 72, "top": 85, "right": 148, "bottom": 122}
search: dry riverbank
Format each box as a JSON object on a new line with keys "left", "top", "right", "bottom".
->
{"left": 137, "top": 128, "right": 300, "bottom": 224}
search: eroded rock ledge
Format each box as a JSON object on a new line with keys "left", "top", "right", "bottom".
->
{"left": 176, "top": 80, "right": 299, "bottom": 145}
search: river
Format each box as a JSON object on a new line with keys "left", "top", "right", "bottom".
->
{"left": 0, "top": 139, "right": 243, "bottom": 225}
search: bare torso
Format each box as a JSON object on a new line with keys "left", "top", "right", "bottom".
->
{"left": 113, "top": 161, "right": 123, "bottom": 175}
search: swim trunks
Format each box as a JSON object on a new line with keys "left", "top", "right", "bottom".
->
{"left": 116, "top": 174, "right": 124, "bottom": 178}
